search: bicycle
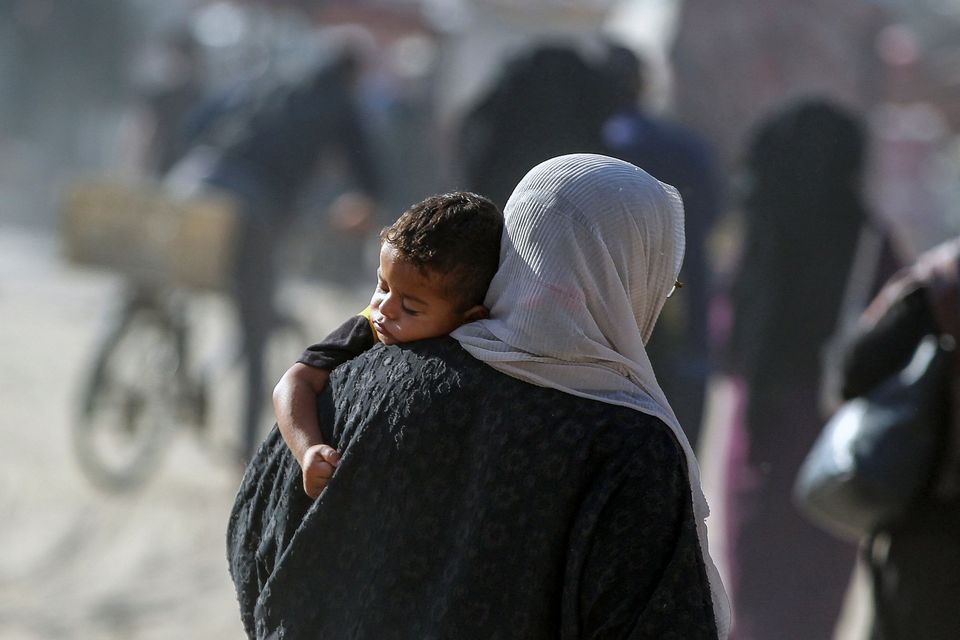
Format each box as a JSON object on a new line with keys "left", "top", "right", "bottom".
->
{"left": 63, "top": 179, "right": 308, "bottom": 491}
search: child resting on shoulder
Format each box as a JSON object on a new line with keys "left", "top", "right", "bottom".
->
{"left": 272, "top": 192, "right": 503, "bottom": 497}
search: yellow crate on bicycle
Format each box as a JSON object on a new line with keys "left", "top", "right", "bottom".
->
{"left": 61, "top": 179, "right": 239, "bottom": 290}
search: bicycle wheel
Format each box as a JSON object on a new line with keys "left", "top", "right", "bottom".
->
{"left": 74, "top": 301, "right": 185, "bottom": 491}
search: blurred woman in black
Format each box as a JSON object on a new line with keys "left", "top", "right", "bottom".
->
{"left": 724, "top": 98, "right": 897, "bottom": 639}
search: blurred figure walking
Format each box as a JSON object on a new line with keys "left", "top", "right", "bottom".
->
{"left": 457, "top": 43, "right": 617, "bottom": 209}
{"left": 171, "top": 42, "right": 381, "bottom": 464}
{"left": 600, "top": 42, "right": 723, "bottom": 446}
{"left": 830, "top": 237, "right": 960, "bottom": 640}
{"left": 722, "top": 98, "right": 896, "bottom": 639}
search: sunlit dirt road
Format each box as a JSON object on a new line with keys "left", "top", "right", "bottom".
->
{"left": 0, "top": 227, "right": 366, "bottom": 639}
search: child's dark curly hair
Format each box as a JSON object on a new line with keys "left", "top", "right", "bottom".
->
{"left": 380, "top": 192, "right": 503, "bottom": 311}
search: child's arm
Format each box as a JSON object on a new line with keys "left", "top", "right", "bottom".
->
{"left": 273, "top": 312, "right": 377, "bottom": 498}
{"left": 273, "top": 363, "right": 340, "bottom": 498}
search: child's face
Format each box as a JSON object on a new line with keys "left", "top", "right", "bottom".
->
{"left": 369, "top": 243, "right": 485, "bottom": 345}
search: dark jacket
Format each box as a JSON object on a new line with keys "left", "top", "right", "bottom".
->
{"left": 227, "top": 337, "right": 719, "bottom": 639}
{"left": 201, "top": 58, "right": 380, "bottom": 221}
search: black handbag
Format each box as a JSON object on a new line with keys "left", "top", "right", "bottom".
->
{"left": 794, "top": 334, "right": 951, "bottom": 541}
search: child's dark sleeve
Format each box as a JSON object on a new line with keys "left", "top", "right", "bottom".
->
{"left": 297, "top": 314, "right": 376, "bottom": 371}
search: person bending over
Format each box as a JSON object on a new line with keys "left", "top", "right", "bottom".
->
{"left": 272, "top": 191, "right": 503, "bottom": 497}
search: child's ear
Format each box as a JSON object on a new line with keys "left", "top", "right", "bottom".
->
{"left": 461, "top": 304, "right": 488, "bottom": 322}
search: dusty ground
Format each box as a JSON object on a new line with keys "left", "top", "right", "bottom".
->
{"left": 0, "top": 227, "right": 367, "bottom": 639}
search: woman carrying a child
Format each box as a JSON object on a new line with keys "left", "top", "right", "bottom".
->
{"left": 272, "top": 191, "right": 503, "bottom": 498}
{"left": 227, "top": 154, "right": 730, "bottom": 639}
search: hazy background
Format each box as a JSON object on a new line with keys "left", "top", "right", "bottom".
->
{"left": 2, "top": 0, "right": 960, "bottom": 638}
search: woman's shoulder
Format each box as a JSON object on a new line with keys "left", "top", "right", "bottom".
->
{"left": 333, "top": 337, "right": 682, "bottom": 457}
{"left": 332, "top": 336, "right": 480, "bottom": 383}
{"left": 333, "top": 336, "right": 516, "bottom": 385}
{"left": 573, "top": 401, "right": 685, "bottom": 464}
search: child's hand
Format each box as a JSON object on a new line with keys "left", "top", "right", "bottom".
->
{"left": 302, "top": 444, "right": 340, "bottom": 498}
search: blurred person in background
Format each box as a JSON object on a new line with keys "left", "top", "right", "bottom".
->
{"left": 120, "top": 25, "right": 207, "bottom": 179}
{"left": 600, "top": 41, "right": 723, "bottom": 447}
{"left": 722, "top": 98, "right": 897, "bottom": 639}
{"left": 456, "top": 42, "right": 618, "bottom": 209}
{"left": 830, "top": 236, "right": 960, "bottom": 640}
{"left": 169, "top": 39, "right": 382, "bottom": 465}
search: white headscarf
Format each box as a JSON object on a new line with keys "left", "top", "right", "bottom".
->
{"left": 452, "top": 153, "right": 731, "bottom": 637}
